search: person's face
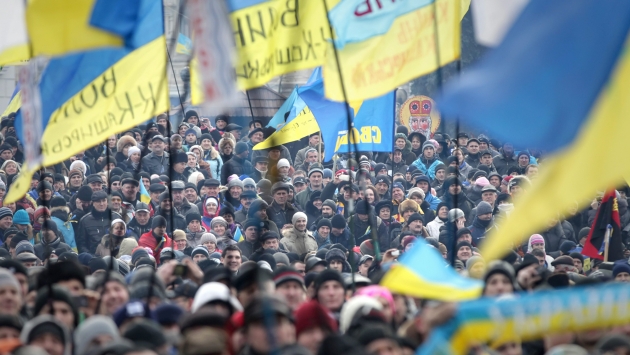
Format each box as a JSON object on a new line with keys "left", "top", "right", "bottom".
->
{"left": 263, "top": 238, "right": 279, "bottom": 250}
{"left": 206, "top": 186, "right": 220, "bottom": 197}
{"left": 39, "top": 189, "right": 52, "bottom": 201}
{"left": 535, "top": 255, "right": 545, "bottom": 266}
{"left": 157, "top": 118, "right": 168, "bottom": 127}
{"left": 186, "top": 133, "right": 197, "bottom": 144}
{"left": 152, "top": 140, "right": 165, "bottom": 154}
{"left": 256, "top": 208, "right": 267, "bottom": 220}
{"left": 160, "top": 199, "right": 171, "bottom": 212}
{"left": 268, "top": 149, "right": 281, "bottom": 160}
{"left": 329, "top": 259, "right": 343, "bottom": 272}
{"left": 532, "top": 242, "right": 544, "bottom": 251}
{"left": 255, "top": 161, "right": 268, "bottom": 172}
{"left": 298, "top": 326, "right": 328, "bottom": 355}
{"left": 0, "top": 326, "right": 19, "bottom": 340}
{"left": 306, "top": 151, "right": 318, "bottom": 163}
{"left": 30, "top": 333, "right": 65, "bottom": 355}
{"left": 375, "top": 182, "right": 388, "bottom": 195}
{"left": 38, "top": 300, "right": 74, "bottom": 330}
{"left": 69, "top": 174, "right": 83, "bottom": 188}
{"left": 411, "top": 137, "right": 421, "bottom": 150}
{"left": 135, "top": 211, "right": 150, "bottom": 225}
{"left": 244, "top": 226, "right": 258, "bottom": 242}
{"left": 179, "top": 126, "right": 188, "bottom": 136}
{"left": 175, "top": 238, "right": 187, "bottom": 251}
{"left": 101, "top": 280, "right": 129, "bottom": 315}
{"left": 187, "top": 116, "right": 199, "bottom": 126}
{"left": 392, "top": 188, "right": 404, "bottom": 202}
{"left": 309, "top": 135, "right": 320, "bottom": 146}
{"left": 379, "top": 207, "right": 391, "bottom": 221}
{"left": 332, "top": 227, "right": 344, "bottom": 237}
{"left": 423, "top": 146, "right": 435, "bottom": 158}
{"left": 484, "top": 273, "right": 513, "bottom": 297}
{"left": 359, "top": 259, "right": 372, "bottom": 276}
{"left": 154, "top": 226, "right": 166, "bottom": 237}
{"left": 481, "top": 192, "right": 496, "bottom": 206}
{"left": 457, "top": 233, "right": 472, "bottom": 245}
{"left": 489, "top": 176, "right": 501, "bottom": 188}
{"left": 469, "top": 262, "right": 486, "bottom": 279}
{"left": 293, "top": 262, "right": 306, "bottom": 276}
{"left": 193, "top": 254, "right": 208, "bottom": 263}
{"left": 357, "top": 213, "right": 368, "bottom": 223}
{"left": 393, "top": 151, "right": 402, "bottom": 163}
{"left": 616, "top": 272, "right": 630, "bottom": 282}
{"left": 278, "top": 166, "right": 290, "bottom": 175}
{"left": 246, "top": 318, "right": 295, "bottom": 354}
{"left": 510, "top": 185, "right": 523, "bottom": 198}
{"left": 0, "top": 216, "right": 12, "bottom": 230}
{"left": 395, "top": 138, "right": 406, "bottom": 150}
{"left": 312, "top": 199, "right": 323, "bottom": 210}
{"left": 321, "top": 205, "right": 334, "bottom": 217}
{"left": 467, "top": 142, "right": 479, "bottom": 154}
{"left": 409, "top": 220, "right": 422, "bottom": 233}
{"left": 223, "top": 250, "right": 242, "bottom": 271}
{"left": 4, "top": 163, "right": 16, "bottom": 175}
{"left": 0, "top": 285, "right": 21, "bottom": 315}
{"left": 458, "top": 137, "right": 468, "bottom": 146}
{"left": 449, "top": 183, "right": 461, "bottom": 195}
{"left": 274, "top": 190, "right": 288, "bottom": 205}
{"left": 13, "top": 273, "right": 27, "bottom": 298}
{"left": 481, "top": 154, "right": 493, "bottom": 165}
{"left": 457, "top": 246, "right": 472, "bottom": 261}
{"left": 295, "top": 218, "right": 307, "bottom": 231}
{"left": 0, "top": 151, "right": 12, "bottom": 161}
{"left": 478, "top": 212, "right": 492, "bottom": 221}
{"left": 109, "top": 196, "right": 122, "bottom": 211}
{"left": 315, "top": 225, "right": 330, "bottom": 238}
{"left": 206, "top": 202, "right": 218, "bottom": 214}
{"left": 251, "top": 132, "right": 264, "bottom": 144}
{"left": 503, "top": 144, "right": 514, "bottom": 155}
{"left": 317, "top": 280, "right": 345, "bottom": 312}
{"left": 89, "top": 181, "right": 103, "bottom": 191}
{"left": 107, "top": 135, "right": 117, "bottom": 147}
{"left": 185, "top": 188, "right": 198, "bottom": 203}
{"left": 495, "top": 342, "right": 522, "bottom": 355}
{"left": 573, "top": 258, "right": 583, "bottom": 272}
{"left": 276, "top": 281, "right": 305, "bottom": 310}
{"left": 170, "top": 190, "right": 184, "bottom": 205}
{"left": 92, "top": 198, "right": 108, "bottom": 212}
{"left": 518, "top": 155, "right": 529, "bottom": 166}
{"left": 187, "top": 154, "right": 197, "bottom": 168}
{"left": 526, "top": 166, "right": 538, "bottom": 177}
{"left": 213, "top": 224, "right": 226, "bottom": 236}
{"left": 230, "top": 186, "right": 243, "bottom": 200}
{"left": 188, "top": 220, "right": 201, "bottom": 232}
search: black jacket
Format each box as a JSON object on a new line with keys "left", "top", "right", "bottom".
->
{"left": 76, "top": 208, "right": 122, "bottom": 254}
{"left": 220, "top": 155, "right": 253, "bottom": 185}
{"left": 268, "top": 201, "right": 297, "bottom": 229}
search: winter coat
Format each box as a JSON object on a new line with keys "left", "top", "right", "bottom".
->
{"left": 138, "top": 231, "right": 175, "bottom": 263}
{"left": 294, "top": 144, "right": 322, "bottom": 168}
{"left": 348, "top": 214, "right": 388, "bottom": 251}
{"left": 312, "top": 230, "right": 331, "bottom": 250}
{"left": 220, "top": 155, "right": 253, "bottom": 185}
{"left": 295, "top": 187, "right": 322, "bottom": 211}
{"left": 173, "top": 199, "right": 200, "bottom": 219}
{"left": 280, "top": 227, "right": 318, "bottom": 255}
{"left": 329, "top": 228, "right": 353, "bottom": 251}
{"left": 236, "top": 239, "right": 258, "bottom": 259}
{"left": 468, "top": 217, "right": 494, "bottom": 247}
{"left": 185, "top": 227, "right": 208, "bottom": 247}
{"left": 268, "top": 201, "right": 297, "bottom": 229}
{"left": 441, "top": 192, "right": 475, "bottom": 222}
{"left": 76, "top": 208, "right": 122, "bottom": 254}
{"left": 465, "top": 153, "right": 480, "bottom": 168}
{"left": 153, "top": 209, "right": 187, "bottom": 234}
{"left": 426, "top": 216, "right": 445, "bottom": 240}
{"left": 50, "top": 206, "right": 77, "bottom": 252}
{"left": 34, "top": 235, "right": 71, "bottom": 260}
{"left": 203, "top": 149, "right": 223, "bottom": 179}
{"left": 493, "top": 153, "right": 518, "bottom": 176}
{"left": 127, "top": 218, "right": 152, "bottom": 240}
{"left": 141, "top": 151, "right": 170, "bottom": 175}
{"left": 540, "top": 224, "right": 569, "bottom": 253}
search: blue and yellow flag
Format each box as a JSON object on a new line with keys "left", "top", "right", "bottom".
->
{"left": 226, "top": 0, "right": 330, "bottom": 90}
{"left": 437, "top": 0, "right": 630, "bottom": 261}
{"left": 381, "top": 238, "right": 482, "bottom": 301}
{"left": 176, "top": 33, "right": 192, "bottom": 55}
{"left": 2, "top": 85, "right": 21, "bottom": 118}
{"left": 323, "top": 0, "right": 470, "bottom": 101}
{"left": 419, "top": 283, "right": 630, "bottom": 355}
{"left": 6, "top": 0, "right": 168, "bottom": 204}
{"left": 139, "top": 182, "right": 151, "bottom": 205}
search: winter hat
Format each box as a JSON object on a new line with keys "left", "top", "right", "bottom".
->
{"left": 466, "top": 255, "right": 484, "bottom": 272}
{"left": 77, "top": 186, "right": 93, "bottom": 202}
{"left": 277, "top": 159, "right": 290, "bottom": 169}
{"left": 314, "top": 269, "right": 345, "bottom": 296}
{"left": 613, "top": 262, "right": 630, "bottom": 278}
{"left": 476, "top": 201, "right": 493, "bottom": 216}
{"left": 570, "top": 252, "right": 584, "bottom": 263}
{"left": 474, "top": 177, "right": 490, "bottom": 187}
{"left": 529, "top": 234, "right": 545, "bottom": 246}
{"left": 235, "top": 142, "right": 248, "bottom": 155}
{"left": 273, "top": 253, "right": 291, "bottom": 267}
{"left": 405, "top": 213, "right": 424, "bottom": 225}
{"left": 359, "top": 240, "right": 374, "bottom": 256}
{"left": 131, "top": 248, "right": 150, "bottom": 265}
{"left": 0, "top": 269, "right": 19, "bottom": 291}
{"left": 151, "top": 216, "right": 167, "bottom": 229}
{"left": 123, "top": 319, "right": 167, "bottom": 350}
{"left": 456, "top": 241, "right": 473, "bottom": 253}
{"left": 172, "top": 230, "right": 187, "bottom": 241}
{"left": 191, "top": 246, "right": 210, "bottom": 259}
{"left": 15, "top": 240, "right": 35, "bottom": 256}
{"left": 578, "top": 227, "right": 591, "bottom": 241}
{"left": 292, "top": 212, "right": 307, "bottom": 225}
{"left": 482, "top": 261, "right": 516, "bottom": 291}
{"left": 186, "top": 212, "right": 202, "bottom": 225}
{"left": 448, "top": 208, "right": 465, "bottom": 222}
{"left": 560, "top": 241, "right": 577, "bottom": 254}
{"left": 210, "top": 217, "right": 228, "bottom": 229}
{"left": 191, "top": 282, "right": 242, "bottom": 313}
{"left": 12, "top": 210, "right": 29, "bottom": 225}
{"left": 199, "top": 233, "right": 217, "bottom": 245}
{"left": 401, "top": 235, "right": 417, "bottom": 249}
{"left": 325, "top": 248, "right": 346, "bottom": 263}
{"left": 294, "top": 300, "right": 337, "bottom": 337}
{"left": 316, "top": 219, "right": 332, "bottom": 231}
{"left": 331, "top": 214, "right": 346, "bottom": 229}
{"left": 422, "top": 141, "right": 435, "bottom": 151}
{"left": 74, "top": 315, "right": 120, "bottom": 355}
{"left": 273, "top": 266, "right": 304, "bottom": 288}
{"left": 227, "top": 179, "right": 244, "bottom": 190}
{"left": 407, "top": 187, "right": 425, "bottom": 200}
{"left": 0, "top": 208, "right": 12, "bottom": 221}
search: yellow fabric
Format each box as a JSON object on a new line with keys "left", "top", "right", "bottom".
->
{"left": 26, "top": 0, "right": 123, "bottom": 57}
{"left": 380, "top": 264, "right": 481, "bottom": 301}
{"left": 230, "top": 0, "right": 330, "bottom": 90}
{"left": 253, "top": 105, "right": 319, "bottom": 150}
{"left": 323, "top": 0, "right": 470, "bottom": 101}
{"left": 480, "top": 38, "right": 630, "bottom": 261}
{"left": 2, "top": 91, "right": 21, "bottom": 118}
{"left": 0, "top": 44, "right": 29, "bottom": 67}
{"left": 5, "top": 36, "right": 169, "bottom": 204}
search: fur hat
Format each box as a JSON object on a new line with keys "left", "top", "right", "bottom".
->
{"left": 399, "top": 199, "right": 420, "bottom": 214}
{"left": 116, "top": 135, "right": 137, "bottom": 153}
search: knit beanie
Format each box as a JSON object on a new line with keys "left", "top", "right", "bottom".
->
{"left": 314, "top": 269, "right": 345, "bottom": 297}
{"left": 186, "top": 212, "right": 202, "bottom": 224}
{"left": 277, "top": 159, "right": 290, "bottom": 169}
{"left": 12, "top": 210, "right": 29, "bottom": 225}
{"left": 476, "top": 201, "right": 493, "bottom": 216}
{"left": 152, "top": 216, "right": 167, "bottom": 229}
{"left": 359, "top": 240, "right": 374, "bottom": 256}
{"left": 74, "top": 315, "right": 120, "bottom": 355}
{"left": 235, "top": 142, "right": 248, "bottom": 155}
{"left": 199, "top": 233, "right": 217, "bottom": 245}
{"left": 316, "top": 219, "right": 332, "bottom": 231}
{"left": 191, "top": 246, "right": 210, "bottom": 259}
{"left": 331, "top": 214, "right": 346, "bottom": 229}
{"left": 0, "top": 208, "right": 12, "bottom": 221}
{"left": 77, "top": 186, "right": 93, "bottom": 202}
{"left": 325, "top": 248, "right": 346, "bottom": 263}
{"left": 292, "top": 212, "right": 307, "bottom": 225}
{"left": 210, "top": 217, "right": 228, "bottom": 229}
{"left": 294, "top": 300, "right": 338, "bottom": 337}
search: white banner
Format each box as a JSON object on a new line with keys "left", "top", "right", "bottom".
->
{"left": 18, "top": 57, "right": 46, "bottom": 170}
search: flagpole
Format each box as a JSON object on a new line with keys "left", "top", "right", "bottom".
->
{"left": 604, "top": 224, "right": 612, "bottom": 262}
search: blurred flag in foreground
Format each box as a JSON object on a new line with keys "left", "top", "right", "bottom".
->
{"left": 324, "top": 0, "right": 470, "bottom": 101}
{"left": 381, "top": 238, "right": 482, "bottom": 301}
{"left": 6, "top": 0, "right": 168, "bottom": 204}
{"left": 2, "top": 85, "right": 21, "bottom": 118}
{"left": 437, "top": 0, "right": 630, "bottom": 261}
{"left": 582, "top": 190, "right": 624, "bottom": 262}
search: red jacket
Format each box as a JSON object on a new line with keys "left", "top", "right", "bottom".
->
{"left": 138, "top": 231, "right": 175, "bottom": 263}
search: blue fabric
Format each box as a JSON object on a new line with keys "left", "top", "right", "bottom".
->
{"left": 51, "top": 216, "right": 77, "bottom": 250}
{"left": 437, "top": 0, "right": 630, "bottom": 152}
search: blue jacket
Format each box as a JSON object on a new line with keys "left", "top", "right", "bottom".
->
{"left": 424, "top": 193, "right": 442, "bottom": 210}
{"left": 51, "top": 216, "right": 77, "bottom": 252}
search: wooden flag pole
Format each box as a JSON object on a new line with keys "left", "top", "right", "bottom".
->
{"left": 604, "top": 224, "right": 612, "bottom": 262}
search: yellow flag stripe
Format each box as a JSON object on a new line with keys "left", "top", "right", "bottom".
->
{"left": 2, "top": 91, "right": 22, "bottom": 118}
{"left": 480, "top": 39, "right": 630, "bottom": 261}
{"left": 253, "top": 105, "right": 320, "bottom": 150}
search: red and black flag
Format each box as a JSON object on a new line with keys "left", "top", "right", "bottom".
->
{"left": 582, "top": 190, "right": 624, "bottom": 261}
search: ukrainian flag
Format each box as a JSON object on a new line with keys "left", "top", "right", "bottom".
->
{"left": 139, "top": 182, "right": 151, "bottom": 205}
{"left": 381, "top": 238, "right": 482, "bottom": 301}
{"left": 6, "top": 0, "right": 168, "bottom": 204}
{"left": 2, "top": 85, "right": 21, "bottom": 118}
{"left": 437, "top": 0, "right": 630, "bottom": 261}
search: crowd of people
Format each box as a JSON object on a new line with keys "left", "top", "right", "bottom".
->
{"left": 0, "top": 109, "right": 626, "bottom": 355}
